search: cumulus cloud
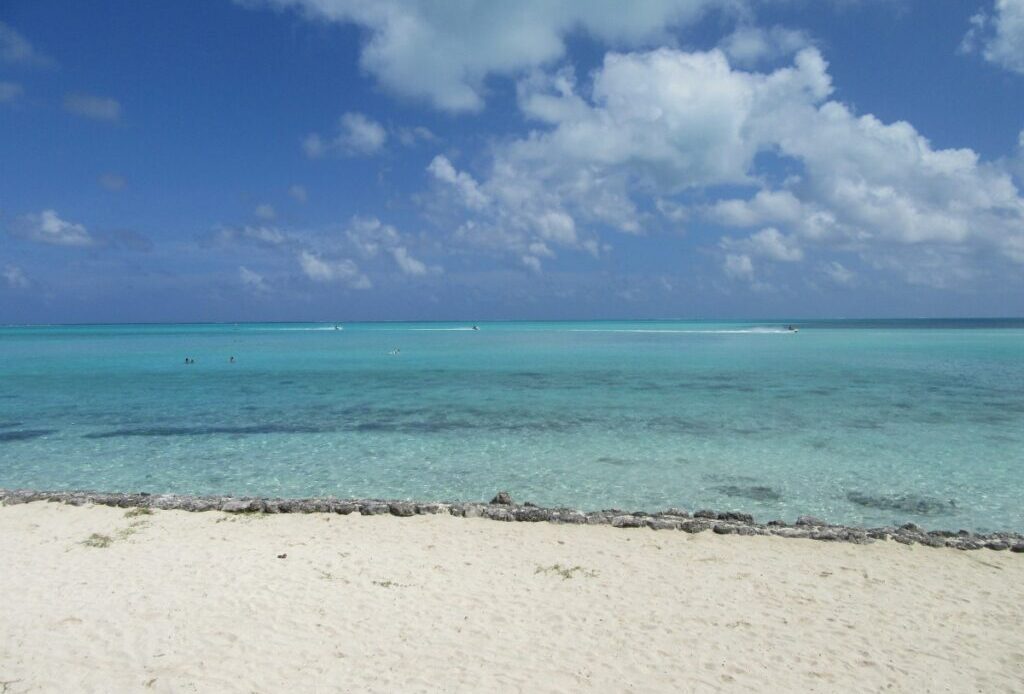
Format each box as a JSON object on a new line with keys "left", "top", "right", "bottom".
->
{"left": 718, "top": 25, "right": 811, "bottom": 66}
{"left": 3, "top": 265, "right": 29, "bottom": 289}
{"left": 721, "top": 227, "right": 803, "bottom": 262}
{"left": 64, "top": 93, "right": 122, "bottom": 122}
{"left": 238, "top": 266, "right": 270, "bottom": 294}
{"left": 214, "top": 224, "right": 288, "bottom": 248}
{"left": 239, "top": 0, "right": 730, "bottom": 111}
{"left": 427, "top": 155, "right": 489, "bottom": 210}
{"left": 0, "top": 22, "right": 53, "bottom": 67}
{"left": 961, "top": 0, "right": 1024, "bottom": 74}
{"left": 346, "top": 216, "right": 440, "bottom": 275}
{"left": 297, "top": 250, "right": 371, "bottom": 288}
{"left": 723, "top": 253, "right": 754, "bottom": 281}
{"left": 390, "top": 246, "right": 428, "bottom": 275}
{"left": 0, "top": 81, "right": 23, "bottom": 103}
{"left": 431, "top": 44, "right": 1024, "bottom": 284}
{"left": 396, "top": 125, "right": 437, "bottom": 146}
{"left": 11, "top": 210, "right": 95, "bottom": 247}
{"left": 821, "top": 260, "right": 855, "bottom": 286}
{"left": 304, "top": 112, "right": 387, "bottom": 157}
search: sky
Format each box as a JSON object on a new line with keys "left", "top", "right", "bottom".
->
{"left": 1, "top": 0, "right": 1023, "bottom": 323}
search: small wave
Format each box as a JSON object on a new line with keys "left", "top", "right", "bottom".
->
{"left": 566, "top": 328, "right": 792, "bottom": 334}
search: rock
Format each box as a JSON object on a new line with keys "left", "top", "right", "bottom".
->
{"left": 796, "top": 515, "right": 827, "bottom": 526}
{"left": 611, "top": 515, "right": 646, "bottom": 528}
{"left": 277, "top": 553, "right": 287, "bottom": 559}
{"left": 918, "top": 536, "right": 946, "bottom": 548}
{"left": 718, "top": 511, "right": 754, "bottom": 524}
{"left": 663, "top": 507, "right": 691, "bottom": 518}
{"left": 482, "top": 506, "right": 514, "bottom": 522}
{"left": 333, "top": 501, "right": 358, "bottom": 515}
{"left": 810, "top": 529, "right": 840, "bottom": 542}
{"left": 713, "top": 524, "right": 738, "bottom": 535}
{"left": 893, "top": 535, "right": 915, "bottom": 545}
{"left": 553, "top": 510, "right": 587, "bottom": 524}
{"left": 221, "top": 499, "right": 258, "bottom": 513}
{"left": 415, "top": 503, "right": 447, "bottom": 515}
{"left": 462, "top": 503, "right": 485, "bottom": 519}
{"left": 1011, "top": 543, "right": 1024, "bottom": 553}
{"left": 767, "top": 520, "right": 788, "bottom": 527}
{"left": 490, "top": 491, "right": 513, "bottom": 505}
{"left": 680, "top": 520, "right": 712, "bottom": 534}
{"left": 646, "top": 518, "right": 681, "bottom": 531}
{"left": 359, "top": 501, "right": 390, "bottom": 515}
{"left": 388, "top": 502, "right": 417, "bottom": 517}
{"left": 899, "top": 522, "right": 922, "bottom": 532}
{"left": 985, "top": 541, "right": 1010, "bottom": 551}
{"left": 693, "top": 509, "right": 717, "bottom": 519}
{"left": 585, "top": 512, "right": 612, "bottom": 525}
{"left": 513, "top": 507, "right": 553, "bottom": 522}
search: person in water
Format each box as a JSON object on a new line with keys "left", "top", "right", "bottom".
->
{"left": 229, "top": 356, "right": 235, "bottom": 363}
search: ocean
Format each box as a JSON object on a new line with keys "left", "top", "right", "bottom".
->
{"left": 1, "top": 320, "right": 1022, "bottom": 531}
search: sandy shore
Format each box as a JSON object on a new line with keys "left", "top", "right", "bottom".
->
{"left": 1, "top": 503, "right": 1022, "bottom": 693}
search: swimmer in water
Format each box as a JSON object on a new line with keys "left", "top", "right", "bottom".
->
{"left": 229, "top": 356, "right": 235, "bottom": 363}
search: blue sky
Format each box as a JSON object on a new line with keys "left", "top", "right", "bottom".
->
{"left": 1, "top": 0, "right": 1023, "bottom": 323}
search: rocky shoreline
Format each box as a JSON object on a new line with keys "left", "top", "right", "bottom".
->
{"left": 2, "top": 487, "right": 1022, "bottom": 552}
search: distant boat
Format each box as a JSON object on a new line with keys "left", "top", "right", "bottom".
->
{"left": 786, "top": 325, "right": 799, "bottom": 333}
{"left": 472, "top": 325, "right": 479, "bottom": 331}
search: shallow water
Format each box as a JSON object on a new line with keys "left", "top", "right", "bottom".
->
{"left": 1, "top": 320, "right": 1022, "bottom": 531}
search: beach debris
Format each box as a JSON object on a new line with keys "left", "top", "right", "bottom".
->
{"left": 534, "top": 563, "right": 597, "bottom": 580}
{"left": 490, "top": 491, "right": 513, "bottom": 505}
{"left": 277, "top": 553, "right": 287, "bottom": 559}
{"left": 80, "top": 533, "right": 113, "bottom": 548}
{"left": 4, "top": 488, "right": 1023, "bottom": 552}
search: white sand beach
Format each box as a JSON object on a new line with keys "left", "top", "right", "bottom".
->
{"left": 1, "top": 502, "right": 1022, "bottom": 693}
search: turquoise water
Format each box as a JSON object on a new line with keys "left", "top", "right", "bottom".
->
{"left": 1, "top": 320, "right": 1022, "bottom": 531}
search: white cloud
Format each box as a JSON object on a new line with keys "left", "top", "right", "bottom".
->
{"left": 215, "top": 225, "right": 288, "bottom": 247}
{"left": 706, "top": 189, "right": 804, "bottom": 227}
{"left": 255, "top": 204, "right": 276, "bottom": 220}
{"left": 304, "top": 112, "right": 387, "bottom": 157}
{"left": 13, "top": 210, "right": 94, "bottom": 247}
{"left": 288, "top": 184, "right": 308, "bottom": 203}
{"left": 0, "top": 22, "right": 53, "bottom": 67}
{"left": 396, "top": 125, "right": 437, "bottom": 146}
{"left": 346, "top": 216, "right": 441, "bottom": 275}
{"left": 722, "top": 227, "right": 803, "bottom": 262}
{"left": 427, "top": 155, "right": 489, "bottom": 209}
{"left": 238, "top": 266, "right": 270, "bottom": 294}
{"left": 240, "top": 0, "right": 731, "bottom": 111}
{"left": 821, "top": 260, "right": 854, "bottom": 286}
{"left": 719, "top": 25, "right": 811, "bottom": 66}
{"left": 434, "top": 44, "right": 1024, "bottom": 285}
{"left": 390, "top": 246, "right": 428, "bottom": 275}
{"left": 521, "top": 255, "right": 543, "bottom": 273}
{"left": 3, "top": 265, "right": 29, "bottom": 289}
{"left": 723, "top": 253, "right": 754, "bottom": 281}
{"left": 346, "top": 216, "right": 400, "bottom": 256}
{"left": 99, "top": 173, "right": 126, "bottom": 191}
{"left": 0, "top": 81, "right": 23, "bottom": 103}
{"left": 63, "top": 93, "right": 122, "bottom": 122}
{"left": 961, "top": 0, "right": 1024, "bottom": 75}
{"left": 297, "top": 250, "right": 371, "bottom": 288}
